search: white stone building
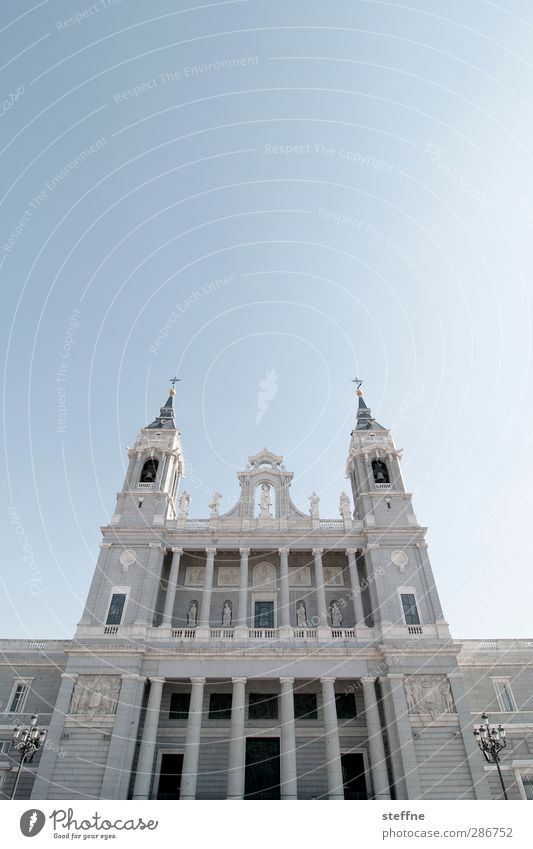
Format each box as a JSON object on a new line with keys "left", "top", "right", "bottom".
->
{"left": 1, "top": 386, "right": 532, "bottom": 800}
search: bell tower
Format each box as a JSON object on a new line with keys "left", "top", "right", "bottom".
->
{"left": 112, "top": 382, "right": 184, "bottom": 528}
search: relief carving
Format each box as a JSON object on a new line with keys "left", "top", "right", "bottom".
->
{"left": 404, "top": 675, "right": 455, "bottom": 717}
{"left": 69, "top": 675, "right": 121, "bottom": 716}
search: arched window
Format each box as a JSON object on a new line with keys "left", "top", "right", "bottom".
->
{"left": 371, "top": 459, "right": 389, "bottom": 484}
{"left": 140, "top": 458, "right": 158, "bottom": 483}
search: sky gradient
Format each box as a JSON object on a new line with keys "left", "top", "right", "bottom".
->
{"left": 2, "top": 0, "right": 533, "bottom": 639}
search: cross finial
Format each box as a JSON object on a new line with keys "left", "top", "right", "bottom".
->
{"left": 351, "top": 376, "right": 363, "bottom": 390}
{"left": 169, "top": 376, "right": 180, "bottom": 387}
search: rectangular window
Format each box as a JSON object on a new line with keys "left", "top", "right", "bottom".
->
{"left": 106, "top": 593, "right": 126, "bottom": 626}
{"left": 335, "top": 692, "right": 357, "bottom": 720}
{"left": 249, "top": 693, "right": 278, "bottom": 720}
{"left": 294, "top": 693, "right": 318, "bottom": 720}
{"left": 169, "top": 693, "right": 191, "bottom": 720}
{"left": 494, "top": 680, "right": 516, "bottom": 712}
{"left": 401, "top": 593, "right": 420, "bottom": 626}
{"left": 9, "top": 683, "right": 28, "bottom": 714}
{"left": 522, "top": 776, "right": 533, "bottom": 800}
{"left": 209, "top": 693, "right": 232, "bottom": 720}
{"left": 0, "top": 740, "right": 11, "bottom": 754}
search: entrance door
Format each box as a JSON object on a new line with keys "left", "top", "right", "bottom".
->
{"left": 157, "top": 753, "right": 183, "bottom": 799}
{"left": 341, "top": 753, "right": 368, "bottom": 800}
{"left": 254, "top": 601, "right": 274, "bottom": 628}
{"left": 244, "top": 738, "right": 281, "bottom": 799}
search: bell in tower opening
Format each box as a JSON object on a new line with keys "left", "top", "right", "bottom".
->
{"left": 371, "top": 459, "right": 389, "bottom": 484}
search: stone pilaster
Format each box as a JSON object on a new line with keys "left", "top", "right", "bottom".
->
{"left": 132, "top": 677, "right": 165, "bottom": 799}
{"left": 180, "top": 677, "right": 206, "bottom": 800}
{"left": 278, "top": 547, "right": 292, "bottom": 636}
{"left": 31, "top": 673, "right": 78, "bottom": 799}
{"left": 161, "top": 547, "right": 183, "bottom": 627}
{"left": 197, "top": 547, "right": 216, "bottom": 638}
{"left": 320, "top": 677, "right": 344, "bottom": 799}
{"left": 346, "top": 547, "right": 366, "bottom": 627}
{"left": 101, "top": 673, "right": 145, "bottom": 799}
{"left": 361, "top": 676, "right": 391, "bottom": 799}
{"left": 235, "top": 548, "right": 249, "bottom": 639}
{"left": 280, "top": 677, "right": 297, "bottom": 799}
{"left": 226, "top": 677, "right": 247, "bottom": 799}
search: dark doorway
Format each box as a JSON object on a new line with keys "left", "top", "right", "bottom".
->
{"left": 254, "top": 601, "right": 274, "bottom": 628}
{"left": 157, "top": 753, "right": 183, "bottom": 799}
{"left": 341, "top": 753, "right": 368, "bottom": 800}
{"left": 244, "top": 738, "right": 280, "bottom": 799}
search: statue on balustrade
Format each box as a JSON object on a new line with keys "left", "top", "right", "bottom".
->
{"left": 222, "top": 602, "right": 232, "bottom": 626}
{"left": 208, "top": 491, "right": 222, "bottom": 518}
{"left": 339, "top": 491, "right": 351, "bottom": 520}
{"left": 187, "top": 601, "right": 198, "bottom": 626}
{"left": 178, "top": 489, "right": 191, "bottom": 518}
{"left": 309, "top": 491, "right": 320, "bottom": 518}
{"left": 331, "top": 601, "right": 343, "bottom": 627}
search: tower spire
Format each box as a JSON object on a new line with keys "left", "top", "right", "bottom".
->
{"left": 351, "top": 379, "right": 386, "bottom": 431}
{"left": 146, "top": 380, "right": 179, "bottom": 429}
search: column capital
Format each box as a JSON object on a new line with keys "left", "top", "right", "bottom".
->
{"left": 148, "top": 676, "right": 165, "bottom": 685}
{"left": 320, "top": 676, "right": 336, "bottom": 684}
{"left": 278, "top": 546, "right": 290, "bottom": 556}
{"left": 171, "top": 546, "right": 184, "bottom": 554}
{"left": 345, "top": 547, "right": 358, "bottom": 555}
{"left": 231, "top": 676, "right": 247, "bottom": 684}
{"left": 279, "top": 676, "right": 294, "bottom": 685}
{"left": 205, "top": 546, "right": 217, "bottom": 556}
{"left": 312, "top": 547, "right": 323, "bottom": 556}
{"left": 239, "top": 547, "right": 250, "bottom": 556}
{"left": 361, "top": 675, "right": 376, "bottom": 685}
{"left": 190, "top": 676, "right": 206, "bottom": 685}
{"left": 148, "top": 542, "right": 164, "bottom": 550}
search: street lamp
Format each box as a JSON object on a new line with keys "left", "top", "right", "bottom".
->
{"left": 473, "top": 712, "right": 508, "bottom": 800}
{"left": 11, "top": 714, "right": 47, "bottom": 800}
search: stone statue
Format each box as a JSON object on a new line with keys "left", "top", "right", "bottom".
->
{"left": 69, "top": 675, "right": 121, "bottom": 717}
{"left": 296, "top": 602, "right": 307, "bottom": 627}
{"left": 404, "top": 675, "right": 455, "bottom": 717}
{"left": 178, "top": 489, "right": 191, "bottom": 519}
{"left": 222, "top": 602, "right": 232, "bottom": 626}
{"left": 259, "top": 483, "right": 272, "bottom": 517}
{"left": 187, "top": 601, "right": 198, "bottom": 626}
{"left": 208, "top": 491, "right": 222, "bottom": 518}
{"left": 309, "top": 492, "right": 320, "bottom": 518}
{"left": 331, "top": 601, "right": 343, "bottom": 627}
{"left": 339, "top": 491, "right": 351, "bottom": 519}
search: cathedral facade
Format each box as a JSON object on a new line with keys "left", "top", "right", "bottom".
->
{"left": 1, "top": 387, "right": 533, "bottom": 801}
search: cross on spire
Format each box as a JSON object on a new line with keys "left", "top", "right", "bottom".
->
{"left": 169, "top": 376, "right": 180, "bottom": 387}
{"left": 351, "top": 376, "right": 363, "bottom": 390}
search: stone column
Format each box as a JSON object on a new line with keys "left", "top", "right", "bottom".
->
{"left": 448, "top": 672, "right": 491, "bottom": 799}
{"left": 31, "top": 673, "right": 78, "bottom": 799}
{"left": 280, "top": 677, "right": 297, "bottom": 799}
{"left": 320, "top": 677, "right": 344, "bottom": 799}
{"left": 226, "top": 677, "right": 247, "bottom": 799}
{"left": 161, "top": 547, "right": 183, "bottom": 627}
{"left": 278, "top": 547, "right": 292, "bottom": 636}
{"left": 101, "top": 673, "right": 145, "bottom": 798}
{"left": 312, "top": 548, "right": 329, "bottom": 629}
{"left": 134, "top": 543, "right": 165, "bottom": 626}
{"left": 132, "top": 677, "right": 165, "bottom": 799}
{"left": 346, "top": 547, "right": 366, "bottom": 626}
{"left": 180, "top": 677, "right": 206, "bottom": 800}
{"left": 197, "top": 547, "right": 216, "bottom": 637}
{"left": 380, "top": 673, "right": 421, "bottom": 799}
{"left": 361, "top": 676, "right": 391, "bottom": 799}
{"left": 236, "top": 548, "right": 250, "bottom": 637}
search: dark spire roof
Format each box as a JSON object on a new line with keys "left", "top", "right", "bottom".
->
{"left": 354, "top": 390, "right": 387, "bottom": 431}
{"left": 146, "top": 387, "right": 177, "bottom": 429}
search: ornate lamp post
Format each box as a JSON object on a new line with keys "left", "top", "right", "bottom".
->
{"left": 473, "top": 712, "right": 508, "bottom": 800}
{"left": 11, "top": 714, "right": 47, "bottom": 800}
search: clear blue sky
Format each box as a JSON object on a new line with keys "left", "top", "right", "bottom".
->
{"left": 1, "top": 0, "right": 532, "bottom": 639}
